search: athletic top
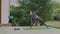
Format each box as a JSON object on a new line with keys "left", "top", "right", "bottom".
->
{"left": 31, "top": 12, "right": 38, "bottom": 19}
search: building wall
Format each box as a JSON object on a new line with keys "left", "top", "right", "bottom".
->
{"left": 1, "top": 0, "right": 9, "bottom": 24}
{"left": 0, "top": 0, "right": 1, "bottom": 24}
{"left": 1, "top": 0, "right": 20, "bottom": 24}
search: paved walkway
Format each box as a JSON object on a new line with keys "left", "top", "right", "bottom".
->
{"left": 0, "top": 27, "right": 60, "bottom": 34}
{"left": 0, "top": 21, "right": 60, "bottom": 34}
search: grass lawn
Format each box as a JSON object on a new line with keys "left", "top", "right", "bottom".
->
{"left": 23, "top": 27, "right": 55, "bottom": 30}
{"left": 23, "top": 21, "right": 60, "bottom": 30}
{"left": 46, "top": 21, "right": 60, "bottom": 29}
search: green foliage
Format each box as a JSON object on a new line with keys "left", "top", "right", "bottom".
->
{"left": 10, "top": 0, "right": 53, "bottom": 26}
{"left": 19, "top": 0, "right": 53, "bottom": 21}
{"left": 18, "top": 17, "right": 30, "bottom": 26}
{"left": 52, "top": 2, "right": 60, "bottom": 20}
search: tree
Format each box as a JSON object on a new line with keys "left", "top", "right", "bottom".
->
{"left": 10, "top": 0, "right": 53, "bottom": 26}
{"left": 18, "top": 0, "right": 52, "bottom": 21}
{"left": 52, "top": 2, "right": 60, "bottom": 20}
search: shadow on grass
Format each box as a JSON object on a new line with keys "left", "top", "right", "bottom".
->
{"left": 48, "top": 25, "right": 60, "bottom": 29}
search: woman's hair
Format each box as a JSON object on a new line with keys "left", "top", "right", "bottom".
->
{"left": 27, "top": 10, "right": 32, "bottom": 13}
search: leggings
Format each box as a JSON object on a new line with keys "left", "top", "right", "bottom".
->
{"left": 30, "top": 17, "right": 48, "bottom": 28}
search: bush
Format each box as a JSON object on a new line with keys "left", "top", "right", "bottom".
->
{"left": 10, "top": 0, "right": 53, "bottom": 26}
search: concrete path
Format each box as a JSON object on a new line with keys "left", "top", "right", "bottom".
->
{"left": 0, "top": 21, "right": 60, "bottom": 34}
{"left": 0, "top": 27, "right": 60, "bottom": 34}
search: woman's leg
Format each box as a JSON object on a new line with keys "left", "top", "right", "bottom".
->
{"left": 37, "top": 17, "right": 48, "bottom": 28}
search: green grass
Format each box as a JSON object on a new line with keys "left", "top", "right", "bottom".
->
{"left": 48, "top": 25, "right": 60, "bottom": 29}
{"left": 23, "top": 27, "right": 51, "bottom": 30}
